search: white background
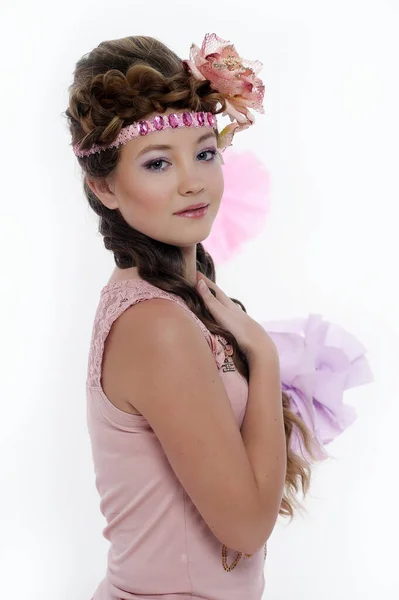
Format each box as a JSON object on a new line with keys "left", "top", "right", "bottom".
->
{"left": 1, "top": 1, "right": 398, "bottom": 598}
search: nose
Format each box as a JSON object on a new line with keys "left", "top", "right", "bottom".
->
{"left": 177, "top": 163, "right": 205, "bottom": 196}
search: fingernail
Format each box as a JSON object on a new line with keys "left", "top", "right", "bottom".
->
{"left": 198, "top": 280, "right": 206, "bottom": 292}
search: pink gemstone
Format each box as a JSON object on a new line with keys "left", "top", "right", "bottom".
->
{"left": 197, "top": 112, "right": 205, "bottom": 126}
{"left": 168, "top": 113, "right": 179, "bottom": 128}
{"left": 207, "top": 113, "right": 216, "bottom": 126}
{"left": 138, "top": 121, "right": 149, "bottom": 135}
{"left": 153, "top": 115, "right": 164, "bottom": 131}
{"left": 182, "top": 112, "right": 193, "bottom": 126}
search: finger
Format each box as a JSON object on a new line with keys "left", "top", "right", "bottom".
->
{"left": 197, "top": 273, "right": 234, "bottom": 308}
{"left": 197, "top": 279, "right": 219, "bottom": 306}
{"left": 196, "top": 272, "right": 222, "bottom": 295}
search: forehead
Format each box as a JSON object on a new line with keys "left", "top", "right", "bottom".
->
{"left": 123, "top": 122, "right": 218, "bottom": 159}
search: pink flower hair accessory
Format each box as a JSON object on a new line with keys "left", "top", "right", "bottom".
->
{"left": 72, "top": 34, "right": 265, "bottom": 158}
{"left": 183, "top": 33, "right": 265, "bottom": 150}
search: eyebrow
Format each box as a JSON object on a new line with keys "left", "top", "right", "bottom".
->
{"left": 135, "top": 131, "right": 217, "bottom": 159}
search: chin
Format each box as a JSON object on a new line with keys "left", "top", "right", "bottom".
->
{"left": 179, "top": 223, "right": 214, "bottom": 245}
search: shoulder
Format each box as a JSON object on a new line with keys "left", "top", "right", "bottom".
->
{"left": 101, "top": 278, "right": 211, "bottom": 337}
{"left": 99, "top": 279, "right": 225, "bottom": 368}
{"left": 113, "top": 294, "right": 211, "bottom": 350}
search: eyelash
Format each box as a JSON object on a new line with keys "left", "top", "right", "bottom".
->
{"left": 144, "top": 149, "right": 218, "bottom": 173}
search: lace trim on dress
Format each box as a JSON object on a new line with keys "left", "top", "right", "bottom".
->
{"left": 86, "top": 279, "right": 229, "bottom": 387}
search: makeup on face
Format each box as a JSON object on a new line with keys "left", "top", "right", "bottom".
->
{"left": 173, "top": 204, "right": 209, "bottom": 218}
{"left": 135, "top": 130, "right": 217, "bottom": 160}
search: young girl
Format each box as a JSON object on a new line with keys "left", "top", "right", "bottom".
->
{"left": 65, "top": 33, "right": 316, "bottom": 600}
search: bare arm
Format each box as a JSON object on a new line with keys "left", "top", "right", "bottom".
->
{"left": 240, "top": 342, "right": 287, "bottom": 551}
{"left": 108, "top": 297, "right": 285, "bottom": 555}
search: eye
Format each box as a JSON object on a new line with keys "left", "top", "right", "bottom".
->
{"left": 144, "top": 158, "right": 168, "bottom": 172}
{"left": 198, "top": 149, "right": 217, "bottom": 161}
{"left": 143, "top": 149, "right": 218, "bottom": 173}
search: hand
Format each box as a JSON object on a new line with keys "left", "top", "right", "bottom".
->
{"left": 196, "top": 272, "right": 275, "bottom": 360}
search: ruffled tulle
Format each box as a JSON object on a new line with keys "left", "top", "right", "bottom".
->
{"left": 203, "top": 148, "right": 270, "bottom": 263}
{"left": 201, "top": 150, "right": 373, "bottom": 462}
{"left": 261, "top": 314, "right": 374, "bottom": 461}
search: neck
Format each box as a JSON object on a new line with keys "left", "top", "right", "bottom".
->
{"left": 181, "top": 244, "right": 198, "bottom": 287}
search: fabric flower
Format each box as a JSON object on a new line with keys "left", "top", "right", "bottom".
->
{"left": 261, "top": 314, "right": 374, "bottom": 461}
{"left": 209, "top": 334, "right": 227, "bottom": 369}
{"left": 183, "top": 33, "right": 265, "bottom": 150}
{"left": 203, "top": 148, "right": 270, "bottom": 264}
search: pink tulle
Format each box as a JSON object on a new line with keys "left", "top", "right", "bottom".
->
{"left": 203, "top": 148, "right": 270, "bottom": 263}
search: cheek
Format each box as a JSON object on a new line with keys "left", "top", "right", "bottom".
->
{"left": 118, "top": 174, "right": 173, "bottom": 239}
{"left": 124, "top": 174, "right": 170, "bottom": 214}
{"left": 212, "top": 168, "right": 224, "bottom": 200}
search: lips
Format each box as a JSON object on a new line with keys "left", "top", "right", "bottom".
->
{"left": 174, "top": 203, "right": 209, "bottom": 214}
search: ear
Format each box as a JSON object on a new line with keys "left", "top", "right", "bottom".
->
{"left": 86, "top": 175, "right": 119, "bottom": 210}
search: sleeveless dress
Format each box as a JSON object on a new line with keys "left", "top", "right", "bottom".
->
{"left": 86, "top": 277, "right": 267, "bottom": 600}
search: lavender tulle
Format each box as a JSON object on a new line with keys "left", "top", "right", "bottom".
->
{"left": 261, "top": 314, "right": 374, "bottom": 461}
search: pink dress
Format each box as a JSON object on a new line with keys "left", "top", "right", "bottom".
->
{"left": 87, "top": 277, "right": 267, "bottom": 600}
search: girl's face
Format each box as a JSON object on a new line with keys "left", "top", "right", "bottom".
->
{"left": 89, "top": 109, "right": 224, "bottom": 248}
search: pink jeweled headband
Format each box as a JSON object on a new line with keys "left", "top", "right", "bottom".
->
{"left": 73, "top": 111, "right": 217, "bottom": 158}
